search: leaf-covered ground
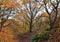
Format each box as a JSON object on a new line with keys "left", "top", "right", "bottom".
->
{"left": 16, "top": 28, "right": 60, "bottom": 42}
{"left": 0, "top": 27, "right": 60, "bottom": 42}
{"left": 0, "top": 20, "right": 60, "bottom": 42}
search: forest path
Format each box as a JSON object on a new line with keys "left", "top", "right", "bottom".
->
{"left": 16, "top": 28, "right": 45, "bottom": 42}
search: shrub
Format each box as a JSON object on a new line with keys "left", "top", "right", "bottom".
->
{"left": 31, "top": 31, "right": 50, "bottom": 42}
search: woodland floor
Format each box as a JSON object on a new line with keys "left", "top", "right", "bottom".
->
{"left": 17, "top": 31, "right": 37, "bottom": 42}
{"left": 16, "top": 28, "right": 60, "bottom": 42}
{"left": 16, "top": 28, "right": 44, "bottom": 42}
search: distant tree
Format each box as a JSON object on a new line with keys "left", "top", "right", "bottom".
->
{"left": 19, "top": 0, "right": 44, "bottom": 32}
{"left": 44, "top": 0, "right": 60, "bottom": 30}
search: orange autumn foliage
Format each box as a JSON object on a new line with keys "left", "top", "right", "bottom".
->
{"left": 3, "top": 0, "right": 20, "bottom": 9}
{"left": 22, "top": 0, "right": 28, "bottom": 4}
{"left": 0, "top": 27, "right": 19, "bottom": 42}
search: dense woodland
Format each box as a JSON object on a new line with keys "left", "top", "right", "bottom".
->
{"left": 0, "top": 0, "right": 60, "bottom": 42}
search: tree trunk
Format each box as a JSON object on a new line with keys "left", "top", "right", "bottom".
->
{"left": 0, "top": 18, "right": 3, "bottom": 32}
{"left": 29, "top": 16, "right": 33, "bottom": 32}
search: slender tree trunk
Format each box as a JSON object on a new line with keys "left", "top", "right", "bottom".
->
{"left": 30, "top": 19, "right": 32, "bottom": 32}
{"left": 50, "top": 23, "right": 53, "bottom": 30}
{"left": 29, "top": 0, "right": 33, "bottom": 32}
{"left": 47, "top": 15, "right": 53, "bottom": 31}
{"left": 0, "top": 18, "right": 3, "bottom": 31}
{"left": 29, "top": 14, "right": 33, "bottom": 32}
{"left": 0, "top": 23, "right": 2, "bottom": 31}
{"left": 0, "top": 18, "right": 7, "bottom": 31}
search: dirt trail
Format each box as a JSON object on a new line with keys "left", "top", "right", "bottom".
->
{"left": 17, "top": 31, "right": 38, "bottom": 42}
{"left": 16, "top": 28, "right": 45, "bottom": 42}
